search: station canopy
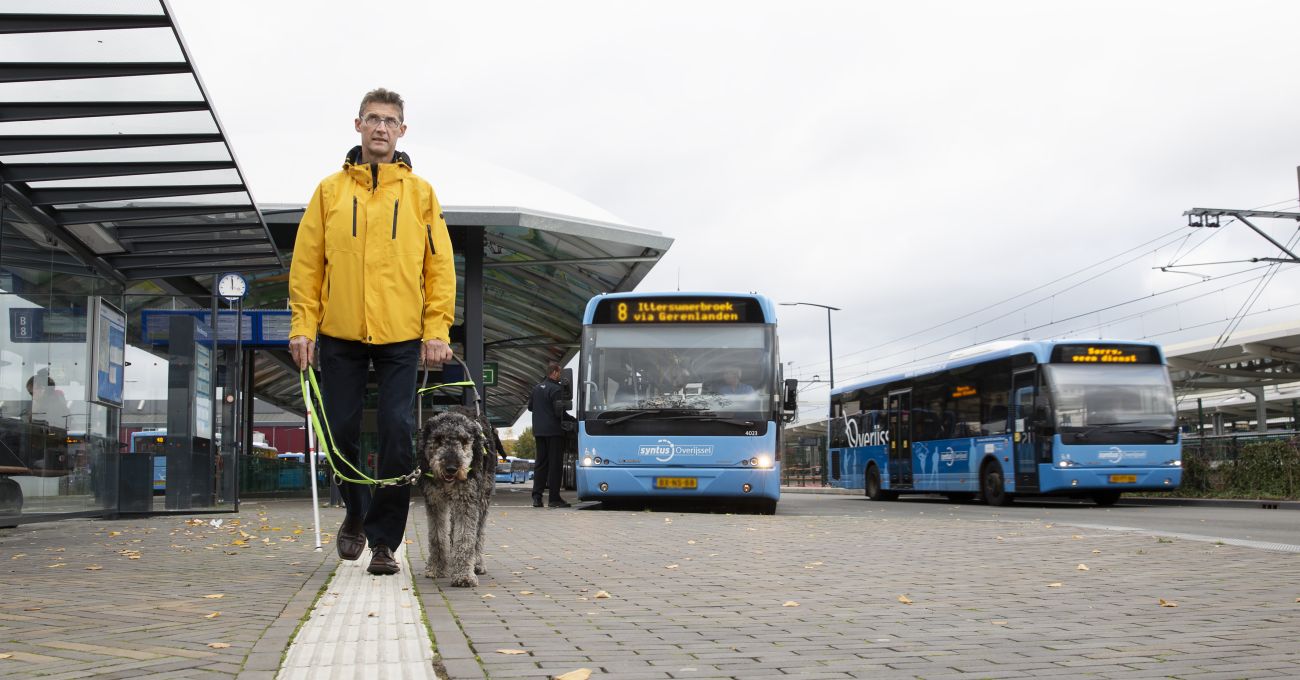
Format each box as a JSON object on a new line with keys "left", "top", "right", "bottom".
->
{"left": 1165, "top": 323, "right": 1300, "bottom": 422}
{"left": 1, "top": 3, "right": 675, "bottom": 427}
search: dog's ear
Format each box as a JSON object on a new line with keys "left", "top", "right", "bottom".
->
{"left": 419, "top": 414, "right": 439, "bottom": 453}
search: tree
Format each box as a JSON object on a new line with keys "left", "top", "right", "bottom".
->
{"left": 513, "top": 427, "right": 536, "bottom": 460}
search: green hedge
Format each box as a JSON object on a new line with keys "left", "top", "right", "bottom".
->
{"left": 1174, "top": 438, "right": 1300, "bottom": 499}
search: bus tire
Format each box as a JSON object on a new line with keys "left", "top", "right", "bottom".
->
{"left": 1091, "top": 490, "right": 1121, "bottom": 507}
{"left": 865, "top": 465, "right": 896, "bottom": 501}
{"left": 980, "top": 461, "right": 1013, "bottom": 506}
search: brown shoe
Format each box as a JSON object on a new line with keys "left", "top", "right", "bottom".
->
{"left": 336, "top": 517, "right": 365, "bottom": 561}
{"left": 367, "top": 545, "right": 400, "bottom": 575}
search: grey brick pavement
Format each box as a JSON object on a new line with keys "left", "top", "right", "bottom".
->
{"left": 3, "top": 496, "right": 1299, "bottom": 680}
{"left": 0, "top": 500, "right": 341, "bottom": 679}
{"left": 418, "top": 498, "right": 1299, "bottom": 679}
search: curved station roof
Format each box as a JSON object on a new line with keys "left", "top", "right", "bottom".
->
{"left": 2, "top": 4, "right": 674, "bottom": 428}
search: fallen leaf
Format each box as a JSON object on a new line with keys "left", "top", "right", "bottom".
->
{"left": 496, "top": 649, "right": 528, "bottom": 655}
{"left": 991, "top": 620, "right": 1008, "bottom": 625}
{"left": 47, "top": 563, "right": 66, "bottom": 569}
{"left": 9, "top": 554, "right": 24, "bottom": 560}
{"left": 481, "top": 593, "right": 496, "bottom": 599}
{"left": 898, "top": 595, "right": 913, "bottom": 604}
{"left": 1044, "top": 524, "right": 1053, "bottom": 528}
{"left": 23, "top": 608, "right": 40, "bottom": 612}
{"left": 1159, "top": 599, "right": 1178, "bottom": 608}
{"left": 205, "top": 612, "right": 221, "bottom": 619}
{"left": 1047, "top": 583, "right": 1063, "bottom": 588}
{"left": 687, "top": 540, "right": 696, "bottom": 545}
{"left": 593, "top": 591, "right": 611, "bottom": 599}
{"left": 204, "top": 594, "right": 225, "bottom": 599}
{"left": 1091, "top": 549, "right": 1102, "bottom": 554}
{"left": 519, "top": 591, "right": 534, "bottom": 595}
{"left": 664, "top": 518, "right": 672, "bottom": 523}
{"left": 207, "top": 642, "right": 231, "bottom": 649}
{"left": 782, "top": 601, "right": 800, "bottom": 607}
{"left": 0, "top": 653, "right": 11, "bottom": 659}
{"left": 85, "top": 565, "right": 103, "bottom": 571}
{"left": 554, "top": 669, "right": 593, "bottom": 680}
{"left": 664, "top": 564, "right": 679, "bottom": 570}
{"left": 368, "top": 612, "right": 378, "bottom": 618}
{"left": 108, "top": 531, "right": 122, "bottom": 537}
{"left": 1072, "top": 535, "right": 1083, "bottom": 539}
{"left": 995, "top": 535, "right": 1005, "bottom": 540}
{"left": 1077, "top": 564, "right": 1089, "bottom": 571}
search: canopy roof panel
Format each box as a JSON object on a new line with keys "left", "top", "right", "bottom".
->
{"left": 0, "top": 2, "right": 282, "bottom": 284}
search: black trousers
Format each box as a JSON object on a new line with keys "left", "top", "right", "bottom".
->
{"left": 317, "top": 335, "right": 419, "bottom": 550}
{"left": 532, "top": 435, "right": 566, "bottom": 502}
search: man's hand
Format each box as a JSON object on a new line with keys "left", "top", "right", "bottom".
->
{"left": 422, "top": 339, "right": 453, "bottom": 367}
{"left": 289, "top": 335, "right": 315, "bottom": 371}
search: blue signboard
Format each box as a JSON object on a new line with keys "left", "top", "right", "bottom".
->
{"left": 141, "top": 309, "right": 292, "bottom": 348}
{"left": 90, "top": 298, "right": 126, "bottom": 406}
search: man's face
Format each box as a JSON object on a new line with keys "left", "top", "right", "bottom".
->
{"left": 354, "top": 102, "right": 406, "bottom": 162}
{"left": 722, "top": 370, "right": 740, "bottom": 385}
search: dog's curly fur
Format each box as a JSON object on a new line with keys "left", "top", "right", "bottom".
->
{"left": 415, "top": 406, "right": 495, "bottom": 587}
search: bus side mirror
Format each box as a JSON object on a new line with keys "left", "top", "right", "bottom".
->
{"left": 782, "top": 378, "right": 798, "bottom": 422}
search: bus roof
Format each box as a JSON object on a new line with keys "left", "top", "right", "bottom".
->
{"left": 831, "top": 339, "right": 1167, "bottom": 397}
{"left": 582, "top": 291, "right": 777, "bottom": 324}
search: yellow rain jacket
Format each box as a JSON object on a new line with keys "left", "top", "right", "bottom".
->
{"left": 289, "top": 149, "right": 456, "bottom": 345}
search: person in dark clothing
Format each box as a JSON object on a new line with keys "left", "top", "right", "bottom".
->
{"left": 529, "top": 362, "right": 571, "bottom": 508}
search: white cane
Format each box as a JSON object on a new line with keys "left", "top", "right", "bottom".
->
{"left": 307, "top": 417, "right": 322, "bottom": 551}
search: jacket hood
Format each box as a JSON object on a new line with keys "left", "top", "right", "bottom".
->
{"left": 343, "top": 145, "right": 413, "bottom": 168}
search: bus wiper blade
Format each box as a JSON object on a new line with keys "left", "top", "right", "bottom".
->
{"left": 660, "top": 414, "right": 756, "bottom": 427}
{"left": 601, "top": 409, "right": 663, "bottom": 425}
{"left": 1072, "top": 421, "right": 1140, "bottom": 439}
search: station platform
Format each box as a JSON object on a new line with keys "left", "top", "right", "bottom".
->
{"left": 2, "top": 488, "right": 1298, "bottom": 680}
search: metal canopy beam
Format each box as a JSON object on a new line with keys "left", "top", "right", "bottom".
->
{"left": 0, "top": 13, "right": 171, "bottom": 33}
{"left": 0, "top": 101, "right": 209, "bottom": 122}
{"left": 1241, "top": 343, "right": 1300, "bottom": 364}
{"left": 0, "top": 133, "right": 224, "bottom": 155}
{"left": 108, "top": 250, "right": 275, "bottom": 267}
{"left": 114, "top": 261, "right": 282, "bottom": 279}
{"left": 115, "top": 223, "right": 263, "bottom": 239}
{"left": 29, "top": 183, "right": 247, "bottom": 206}
{"left": 54, "top": 204, "right": 254, "bottom": 224}
{"left": 0, "top": 62, "right": 190, "bottom": 83}
{"left": 483, "top": 255, "right": 661, "bottom": 268}
{"left": 1, "top": 184, "right": 125, "bottom": 284}
{"left": 1, "top": 160, "right": 236, "bottom": 182}
{"left": 123, "top": 239, "right": 270, "bottom": 253}
{"left": 1168, "top": 357, "right": 1297, "bottom": 380}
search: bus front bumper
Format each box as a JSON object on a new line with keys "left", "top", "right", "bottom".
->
{"left": 1038, "top": 465, "right": 1183, "bottom": 494}
{"left": 576, "top": 466, "right": 780, "bottom": 501}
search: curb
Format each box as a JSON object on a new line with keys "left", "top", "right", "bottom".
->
{"left": 779, "top": 486, "right": 1300, "bottom": 509}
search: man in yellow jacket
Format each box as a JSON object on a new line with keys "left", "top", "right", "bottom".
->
{"left": 288, "top": 88, "right": 456, "bottom": 575}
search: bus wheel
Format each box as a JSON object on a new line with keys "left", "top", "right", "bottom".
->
{"left": 981, "top": 463, "right": 1013, "bottom": 506}
{"left": 866, "top": 466, "right": 896, "bottom": 501}
{"left": 1091, "top": 490, "right": 1121, "bottom": 507}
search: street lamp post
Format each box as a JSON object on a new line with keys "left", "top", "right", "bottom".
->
{"left": 779, "top": 302, "right": 840, "bottom": 389}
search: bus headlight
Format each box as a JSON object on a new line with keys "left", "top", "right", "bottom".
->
{"left": 1057, "top": 460, "right": 1076, "bottom": 468}
{"left": 1164, "top": 459, "right": 1182, "bottom": 467}
{"left": 756, "top": 455, "right": 773, "bottom": 469}
{"left": 582, "top": 456, "right": 593, "bottom": 467}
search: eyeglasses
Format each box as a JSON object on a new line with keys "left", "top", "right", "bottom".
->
{"left": 361, "top": 114, "right": 403, "bottom": 129}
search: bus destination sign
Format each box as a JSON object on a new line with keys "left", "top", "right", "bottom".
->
{"left": 1051, "top": 344, "right": 1160, "bottom": 365}
{"left": 593, "top": 296, "right": 760, "bottom": 324}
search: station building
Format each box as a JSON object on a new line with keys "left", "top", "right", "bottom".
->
{"left": 0, "top": 8, "right": 672, "bottom": 523}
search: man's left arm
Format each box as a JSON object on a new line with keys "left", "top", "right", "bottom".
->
{"left": 421, "top": 190, "right": 457, "bottom": 365}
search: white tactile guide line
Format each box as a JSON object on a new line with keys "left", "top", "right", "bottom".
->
{"left": 278, "top": 544, "right": 436, "bottom": 680}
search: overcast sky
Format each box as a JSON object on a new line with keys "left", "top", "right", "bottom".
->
{"left": 24, "top": 0, "right": 1300, "bottom": 426}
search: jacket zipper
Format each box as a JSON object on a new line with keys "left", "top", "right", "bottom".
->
{"left": 425, "top": 224, "right": 436, "bottom": 254}
{"left": 351, "top": 196, "right": 357, "bottom": 237}
{"left": 391, "top": 200, "right": 399, "bottom": 239}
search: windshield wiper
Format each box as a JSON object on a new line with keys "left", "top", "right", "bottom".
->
{"left": 659, "top": 414, "right": 757, "bottom": 427}
{"left": 599, "top": 409, "right": 754, "bottom": 427}
{"left": 1071, "top": 420, "right": 1140, "bottom": 439}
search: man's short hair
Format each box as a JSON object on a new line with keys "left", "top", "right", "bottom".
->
{"left": 358, "top": 88, "right": 404, "bottom": 120}
{"left": 546, "top": 362, "right": 562, "bottom": 375}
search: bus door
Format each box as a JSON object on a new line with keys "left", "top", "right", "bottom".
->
{"left": 887, "top": 390, "right": 913, "bottom": 488}
{"left": 1011, "top": 369, "right": 1040, "bottom": 492}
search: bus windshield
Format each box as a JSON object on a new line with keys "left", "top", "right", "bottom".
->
{"left": 581, "top": 324, "right": 773, "bottom": 420}
{"left": 1044, "top": 364, "right": 1176, "bottom": 431}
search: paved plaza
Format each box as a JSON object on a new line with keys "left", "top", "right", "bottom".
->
{"left": 1, "top": 494, "right": 1297, "bottom": 679}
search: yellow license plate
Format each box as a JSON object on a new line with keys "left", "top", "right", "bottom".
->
{"left": 655, "top": 477, "right": 697, "bottom": 489}
{"left": 1109, "top": 474, "right": 1137, "bottom": 483}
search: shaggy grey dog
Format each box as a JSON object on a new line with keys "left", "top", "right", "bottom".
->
{"left": 416, "top": 407, "right": 495, "bottom": 587}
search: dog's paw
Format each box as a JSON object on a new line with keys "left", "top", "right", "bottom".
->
{"left": 449, "top": 573, "right": 479, "bottom": 588}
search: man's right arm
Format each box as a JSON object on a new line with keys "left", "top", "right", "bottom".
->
{"left": 288, "top": 184, "right": 327, "bottom": 370}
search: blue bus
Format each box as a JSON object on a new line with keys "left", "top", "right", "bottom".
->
{"left": 129, "top": 430, "right": 168, "bottom": 493}
{"left": 829, "top": 340, "right": 1182, "bottom": 506}
{"left": 496, "top": 456, "right": 532, "bottom": 484}
{"left": 575, "top": 292, "right": 798, "bottom": 514}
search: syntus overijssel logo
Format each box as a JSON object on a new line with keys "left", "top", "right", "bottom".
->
{"left": 1098, "top": 447, "right": 1148, "bottom": 463}
{"left": 639, "top": 439, "right": 714, "bottom": 462}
